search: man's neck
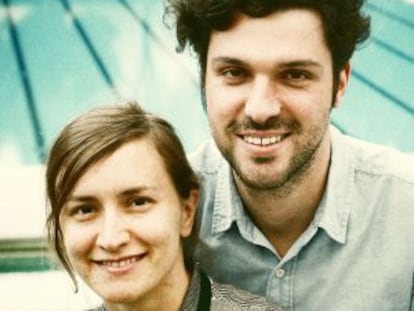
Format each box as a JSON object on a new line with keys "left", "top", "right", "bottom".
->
{"left": 235, "top": 135, "right": 332, "bottom": 257}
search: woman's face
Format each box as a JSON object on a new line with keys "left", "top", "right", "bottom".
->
{"left": 59, "top": 138, "right": 197, "bottom": 305}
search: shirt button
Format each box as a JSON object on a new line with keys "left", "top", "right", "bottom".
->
{"left": 275, "top": 268, "right": 285, "bottom": 278}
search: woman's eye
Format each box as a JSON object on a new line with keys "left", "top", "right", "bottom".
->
{"left": 132, "top": 197, "right": 148, "bottom": 206}
{"left": 67, "top": 204, "right": 96, "bottom": 220}
{"left": 78, "top": 205, "right": 93, "bottom": 214}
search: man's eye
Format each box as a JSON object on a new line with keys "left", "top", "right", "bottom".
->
{"left": 130, "top": 197, "right": 153, "bottom": 209}
{"left": 285, "top": 70, "right": 310, "bottom": 81}
{"left": 220, "top": 67, "right": 247, "bottom": 84}
{"left": 222, "top": 68, "right": 244, "bottom": 77}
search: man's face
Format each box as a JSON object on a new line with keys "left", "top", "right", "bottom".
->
{"left": 205, "top": 9, "right": 348, "bottom": 192}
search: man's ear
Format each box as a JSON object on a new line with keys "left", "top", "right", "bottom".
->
{"left": 333, "top": 62, "right": 351, "bottom": 108}
{"left": 180, "top": 189, "right": 199, "bottom": 238}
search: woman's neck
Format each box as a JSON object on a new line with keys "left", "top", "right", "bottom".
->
{"left": 105, "top": 261, "right": 191, "bottom": 311}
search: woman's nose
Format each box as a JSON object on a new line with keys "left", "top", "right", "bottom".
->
{"left": 96, "top": 211, "right": 130, "bottom": 252}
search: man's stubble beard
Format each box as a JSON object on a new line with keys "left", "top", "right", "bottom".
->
{"left": 211, "top": 115, "right": 331, "bottom": 199}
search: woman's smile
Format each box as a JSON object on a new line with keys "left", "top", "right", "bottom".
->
{"left": 93, "top": 253, "right": 148, "bottom": 274}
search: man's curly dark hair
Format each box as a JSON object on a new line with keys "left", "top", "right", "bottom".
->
{"left": 164, "top": 0, "right": 370, "bottom": 101}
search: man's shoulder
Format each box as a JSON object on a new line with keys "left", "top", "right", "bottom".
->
{"left": 335, "top": 130, "right": 414, "bottom": 184}
{"left": 353, "top": 139, "right": 413, "bottom": 183}
{"left": 188, "top": 139, "right": 225, "bottom": 175}
{"left": 210, "top": 279, "right": 283, "bottom": 311}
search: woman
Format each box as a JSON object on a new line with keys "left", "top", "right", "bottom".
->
{"left": 46, "top": 102, "right": 283, "bottom": 311}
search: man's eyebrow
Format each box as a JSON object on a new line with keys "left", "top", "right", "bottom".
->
{"left": 211, "top": 57, "right": 247, "bottom": 66}
{"left": 211, "top": 57, "right": 323, "bottom": 71}
{"left": 278, "top": 60, "right": 322, "bottom": 69}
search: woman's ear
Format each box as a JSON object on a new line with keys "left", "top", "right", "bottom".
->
{"left": 333, "top": 62, "right": 351, "bottom": 108}
{"left": 180, "top": 189, "right": 199, "bottom": 238}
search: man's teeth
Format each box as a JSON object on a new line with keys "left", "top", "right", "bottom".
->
{"left": 101, "top": 256, "right": 139, "bottom": 268}
{"left": 243, "top": 135, "right": 283, "bottom": 146}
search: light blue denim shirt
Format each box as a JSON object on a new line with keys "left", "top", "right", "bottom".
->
{"left": 189, "top": 126, "right": 414, "bottom": 311}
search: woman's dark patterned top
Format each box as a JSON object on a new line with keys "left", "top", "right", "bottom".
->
{"left": 87, "top": 266, "right": 283, "bottom": 311}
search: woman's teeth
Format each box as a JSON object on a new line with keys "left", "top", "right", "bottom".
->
{"left": 100, "top": 255, "right": 141, "bottom": 268}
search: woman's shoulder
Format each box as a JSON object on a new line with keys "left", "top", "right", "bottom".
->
{"left": 210, "top": 279, "right": 284, "bottom": 311}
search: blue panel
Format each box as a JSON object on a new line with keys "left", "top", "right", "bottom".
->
{"left": 332, "top": 78, "right": 414, "bottom": 152}
{"left": 352, "top": 45, "right": 414, "bottom": 114}
{"left": 67, "top": 0, "right": 208, "bottom": 151}
{"left": 367, "top": 0, "right": 414, "bottom": 25}
{"left": 0, "top": 2, "right": 41, "bottom": 164}
{"left": 333, "top": 0, "right": 414, "bottom": 152}
{"left": 361, "top": 3, "right": 414, "bottom": 111}
{"left": 10, "top": 0, "right": 117, "bottom": 151}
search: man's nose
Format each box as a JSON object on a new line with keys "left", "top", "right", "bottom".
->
{"left": 96, "top": 210, "right": 130, "bottom": 252}
{"left": 245, "top": 77, "right": 282, "bottom": 124}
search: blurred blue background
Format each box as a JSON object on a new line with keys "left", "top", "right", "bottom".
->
{"left": 0, "top": 0, "right": 413, "bottom": 309}
{"left": 1, "top": 0, "right": 207, "bottom": 166}
{"left": 1, "top": 0, "right": 413, "bottom": 168}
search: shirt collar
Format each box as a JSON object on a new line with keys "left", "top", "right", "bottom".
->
{"left": 211, "top": 164, "right": 272, "bottom": 249}
{"left": 211, "top": 159, "right": 239, "bottom": 233}
{"left": 314, "top": 126, "right": 354, "bottom": 244}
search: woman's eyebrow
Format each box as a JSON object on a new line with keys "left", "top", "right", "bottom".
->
{"left": 118, "top": 186, "right": 158, "bottom": 198}
{"left": 66, "top": 195, "right": 95, "bottom": 203}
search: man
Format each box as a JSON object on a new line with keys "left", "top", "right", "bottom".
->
{"left": 165, "top": 1, "right": 414, "bottom": 310}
